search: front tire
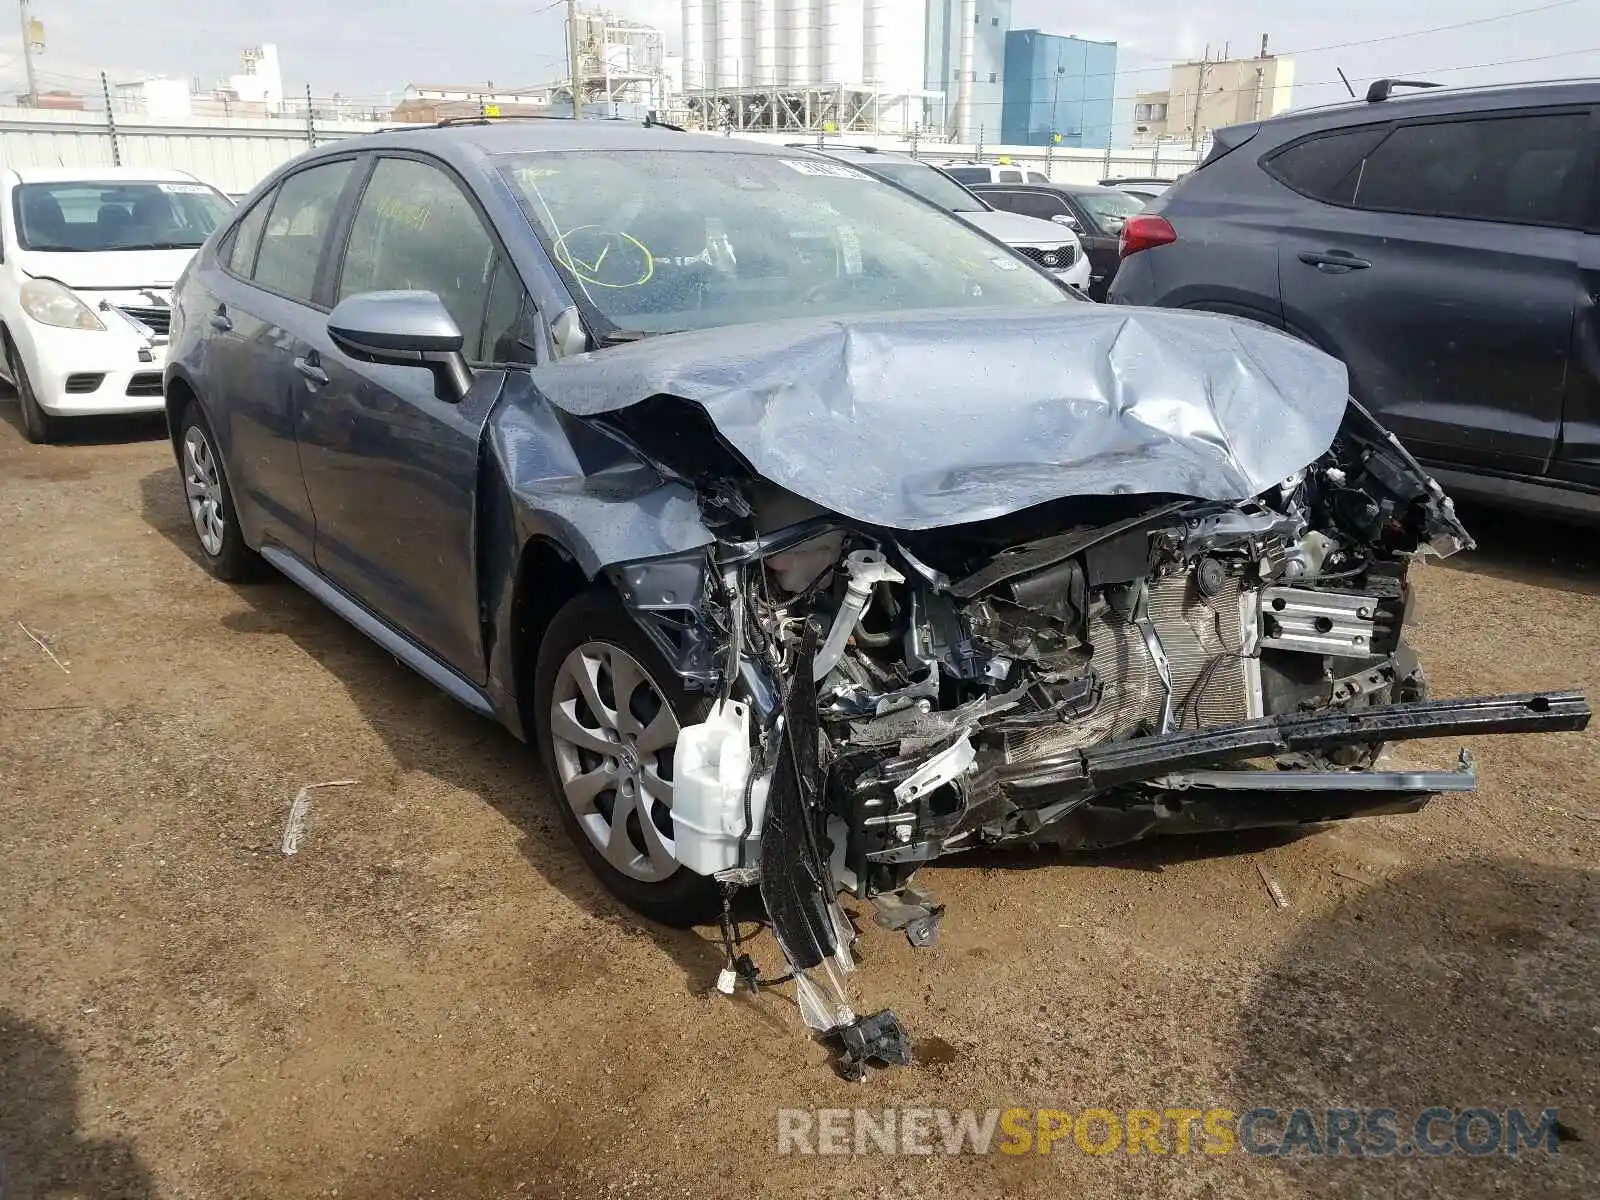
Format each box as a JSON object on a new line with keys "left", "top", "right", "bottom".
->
{"left": 5, "top": 333, "right": 59, "bottom": 445}
{"left": 533, "top": 590, "right": 719, "bottom": 926}
{"left": 175, "top": 403, "right": 262, "bottom": 582}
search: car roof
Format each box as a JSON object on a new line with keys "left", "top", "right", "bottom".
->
{"left": 10, "top": 165, "right": 203, "bottom": 184}
{"left": 345, "top": 119, "right": 801, "bottom": 160}
{"left": 1238, "top": 77, "right": 1600, "bottom": 139}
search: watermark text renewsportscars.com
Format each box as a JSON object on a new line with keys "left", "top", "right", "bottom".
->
{"left": 775, "top": 1106, "right": 1568, "bottom": 1158}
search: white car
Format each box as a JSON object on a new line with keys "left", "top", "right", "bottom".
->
{"left": 0, "top": 166, "right": 234, "bottom": 442}
{"left": 942, "top": 162, "right": 1053, "bottom": 186}
{"left": 806, "top": 148, "right": 1092, "bottom": 293}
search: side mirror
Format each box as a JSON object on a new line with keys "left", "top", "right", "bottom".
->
{"left": 327, "top": 290, "right": 473, "bottom": 402}
{"left": 1051, "top": 213, "right": 1080, "bottom": 229}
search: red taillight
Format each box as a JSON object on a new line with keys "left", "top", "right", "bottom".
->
{"left": 1119, "top": 214, "right": 1178, "bottom": 259}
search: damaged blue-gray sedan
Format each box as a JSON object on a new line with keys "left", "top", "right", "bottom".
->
{"left": 163, "top": 120, "right": 1590, "bottom": 1078}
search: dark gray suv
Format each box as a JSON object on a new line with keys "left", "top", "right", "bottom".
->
{"left": 1109, "top": 79, "right": 1600, "bottom": 520}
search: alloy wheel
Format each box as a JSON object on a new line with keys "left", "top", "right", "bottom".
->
{"left": 549, "top": 641, "right": 683, "bottom": 883}
{"left": 182, "top": 426, "right": 226, "bottom": 557}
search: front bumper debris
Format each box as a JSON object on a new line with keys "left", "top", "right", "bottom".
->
{"left": 998, "top": 691, "right": 1589, "bottom": 795}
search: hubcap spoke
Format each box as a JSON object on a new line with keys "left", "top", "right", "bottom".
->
{"left": 635, "top": 799, "right": 675, "bottom": 871}
{"left": 562, "top": 765, "right": 613, "bottom": 812}
{"left": 550, "top": 700, "right": 615, "bottom": 757}
{"left": 603, "top": 788, "right": 641, "bottom": 870}
{"left": 608, "top": 652, "right": 647, "bottom": 739}
{"left": 634, "top": 708, "right": 678, "bottom": 755}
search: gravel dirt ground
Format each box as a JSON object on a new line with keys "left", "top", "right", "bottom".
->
{"left": 2, "top": 399, "right": 1597, "bottom": 1200}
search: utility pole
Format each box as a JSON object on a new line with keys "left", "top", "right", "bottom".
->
{"left": 1188, "top": 46, "right": 1211, "bottom": 153}
{"left": 19, "top": 0, "right": 40, "bottom": 106}
{"left": 566, "top": 0, "right": 583, "bottom": 119}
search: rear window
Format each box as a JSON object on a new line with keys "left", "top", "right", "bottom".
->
{"left": 1264, "top": 125, "right": 1391, "bottom": 205}
{"left": 943, "top": 167, "right": 989, "bottom": 185}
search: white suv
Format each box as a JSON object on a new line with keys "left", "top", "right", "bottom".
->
{"left": 942, "top": 162, "right": 1053, "bottom": 185}
{"left": 0, "top": 167, "right": 233, "bottom": 442}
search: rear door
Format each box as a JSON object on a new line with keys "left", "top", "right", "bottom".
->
{"left": 202, "top": 157, "right": 360, "bottom": 559}
{"left": 295, "top": 152, "right": 534, "bottom": 681}
{"left": 1552, "top": 109, "right": 1600, "bottom": 487}
{"left": 1276, "top": 108, "right": 1590, "bottom": 474}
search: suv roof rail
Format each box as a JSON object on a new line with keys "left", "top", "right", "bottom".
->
{"left": 787, "top": 141, "right": 885, "bottom": 153}
{"left": 1365, "top": 78, "right": 1443, "bottom": 103}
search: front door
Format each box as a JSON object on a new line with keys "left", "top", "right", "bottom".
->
{"left": 1276, "top": 108, "right": 1590, "bottom": 475}
{"left": 294, "top": 153, "right": 531, "bottom": 682}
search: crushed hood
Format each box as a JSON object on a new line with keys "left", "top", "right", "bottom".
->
{"left": 528, "top": 307, "right": 1351, "bottom": 531}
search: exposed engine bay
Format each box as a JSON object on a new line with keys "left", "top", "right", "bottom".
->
{"left": 595, "top": 401, "right": 1590, "bottom": 1077}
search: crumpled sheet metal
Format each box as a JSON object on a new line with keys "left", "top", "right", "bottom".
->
{"left": 488, "top": 394, "right": 713, "bottom": 577}
{"left": 528, "top": 307, "right": 1352, "bottom": 531}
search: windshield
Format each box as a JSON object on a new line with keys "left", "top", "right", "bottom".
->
{"left": 1077, "top": 189, "right": 1149, "bottom": 228}
{"left": 501, "top": 150, "right": 1069, "bottom": 336}
{"left": 860, "top": 159, "right": 987, "bottom": 213}
{"left": 14, "top": 181, "right": 233, "bottom": 252}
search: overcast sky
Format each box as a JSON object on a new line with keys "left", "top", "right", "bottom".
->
{"left": 4, "top": 0, "right": 1596, "bottom": 128}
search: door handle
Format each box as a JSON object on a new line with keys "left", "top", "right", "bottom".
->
{"left": 293, "top": 356, "right": 329, "bottom": 386}
{"left": 1298, "top": 249, "right": 1372, "bottom": 274}
{"left": 208, "top": 308, "right": 233, "bottom": 332}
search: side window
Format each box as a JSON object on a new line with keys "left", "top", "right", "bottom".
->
{"left": 1026, "top": 171, "right": 1050, "bottom": 183}
{"left": 991, "top": 190, "right": 1068, "bottom": 222}
{"left": 1263, "top": 125, "right": 1390, "bottom": 205}
{"left": 225, "top": 189, "right": 274, "bottom": 277}
{"left": 944, "top": 167, "right": 988, "bottom": 185}
{"left": 338, "top": 157, "right": 500, "bottom": 359}
{"left": 252, "top": 160, "right": 355, "bottom": 302}
{"left": 479, "top": 256, "right": 530, "bottom": 364}
{"left": 1354, "top": 113, "right": 1588, "bottom": 226}
{"left": 997, "top": 169, "right": 1024, "bottom": 183}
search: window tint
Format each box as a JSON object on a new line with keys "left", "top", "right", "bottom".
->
{"left": 226, "top": 190, "right": 273, "bottom": 276}
{"left": 1265, "top": 125, "right": 1390, "bottom": 205}
{"left": 944, "top": 167, "right": 988, "bottom": 184}
{"left": 988, "top": 190, "right": 1069, "bottom": 222}
{"left": 997, "top": 169, "right": 1023, "bottom": 182}
{"left": 1354, "top": 113, "right": 1587, "bottom": 226}
{"left": 252, "top": 160, "right": 354, "bottom": 301}
{"left": 338, "top": 157, "right": 498, "bottom": 355}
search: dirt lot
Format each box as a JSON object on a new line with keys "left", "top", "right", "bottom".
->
{"left": 2, "top": 399, "right": 1597, "bottom": 1200}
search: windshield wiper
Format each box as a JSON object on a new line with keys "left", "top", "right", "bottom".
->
{"left": 600, "top": 329, "right": 658, "bottom": 345}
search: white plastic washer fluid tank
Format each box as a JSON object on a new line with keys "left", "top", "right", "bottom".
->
{"left": 672, "top": 700, "right": 769, "bottom": 875}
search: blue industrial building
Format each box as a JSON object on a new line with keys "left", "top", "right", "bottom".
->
{"left": 1001, "top": 31, "right": 1117, "bottom": 148}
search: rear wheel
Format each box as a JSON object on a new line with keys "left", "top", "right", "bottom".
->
{"left": 5, "top": 333, "right": 59, "bottom": 445}
{"left": 176, "top": 403, "right": 262, "bottom": 582}
{"left": 533, "top": 590, "right": 718, "bottom": 926}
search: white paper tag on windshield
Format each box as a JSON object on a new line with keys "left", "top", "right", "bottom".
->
{"left": 157, "top": 183, "right": 212, "bottom": 195}
{"left": 779, "top": 159, "right": 871, "bottom": 180}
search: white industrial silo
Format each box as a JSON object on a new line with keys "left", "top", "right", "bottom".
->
{"left": 682, "top": 0, "right": 706, "bottom": 92}
{"left": 822, "top": 0, "right": 865, "bottom": 86}
{"left": 716, "top": 0, "right": 745, "bottom": 88}
{"left": 777, "top": 0, "right": 817, "bottom": 87}
{"left": 751, "top": 0, "right": 779, "bottom": 86}
{"left": 864, "top": 0, "right": 926, "bottom": 91}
